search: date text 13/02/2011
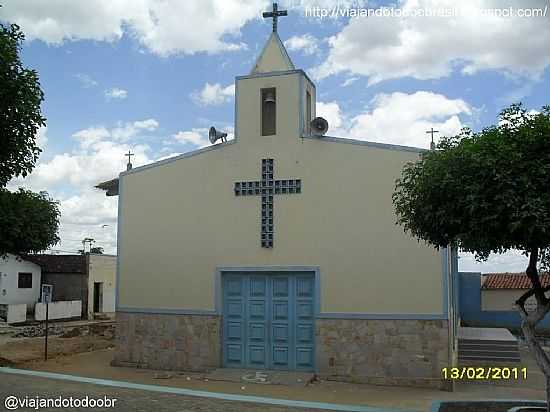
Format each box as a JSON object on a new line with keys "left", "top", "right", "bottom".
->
{"left": 442, "top": 367, "right": 527, "bottom": 380}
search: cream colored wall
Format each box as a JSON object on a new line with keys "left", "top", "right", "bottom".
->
{"left": 87, "top": 254, "right": 116, "bottom": 318}
{"left": 481, "top": 289, "right": 533, "bottom": 311}
{"left": 119, "top": 70, "right": 443, "bottom": 315}
{"left": 252, "top": 34, "right": 293, "bottom": 74}
{"left": 237, "top": 73, "right": 301, "bottom": 146}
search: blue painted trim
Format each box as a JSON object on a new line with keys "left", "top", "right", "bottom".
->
{"left": 120, "top": 140, "right": 236, "bottom": 177}
{"left": 115, "top": 309, "right": 446, "bottom": 321}
{"left": 441, "top": 247, "right": 449, "bottom": 319}
{"left": 317, "top": 313, "right": 446, "bottom": 320}
{"left": 114, "top": 174, "right": 123, "bottom": 312}
{"left": 0, "top": 368, "right": 412, "bottom": 412}
{"left": 430, "top": 400, "right": 546, "bottom": 412}
{"left": 300, "top": 135, "right": 426, "bottom": 154}
{"left": 299, "top": 74, "right": 304, "bottom": 137}
{"left": 117, "top": 307, "right": 217, "bottom": 315}
{"left": 237, "top": 69, "right": 316, "bottom": 89}
{"left": 234, "top": 78, "right": 239, "bottom": 144}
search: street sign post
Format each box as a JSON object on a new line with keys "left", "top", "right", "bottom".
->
{"left": 41, "top": 284, "right": 53, "bottom": 361}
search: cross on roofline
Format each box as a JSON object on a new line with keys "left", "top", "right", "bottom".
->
{"left": 125, "top": 150, "right": 134, "bottom": 162}
{"left": 263, "top": 2, "right": 288, "bottom": 33}
{"left": 426, "top": 127, "right": 439, "bottom": 150}
{"left": 125, "top": 150, "right": 134, "bottom": 170}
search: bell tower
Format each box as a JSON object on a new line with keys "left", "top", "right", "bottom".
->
{"left": 234, "top": 3, "right": 316, "bottom": 145}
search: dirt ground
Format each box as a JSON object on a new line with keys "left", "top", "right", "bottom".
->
{"left": 0, "top": 329, "right": 113, "bottom": 366}
{"left": 16, "top": 348, "right": 546, "bottom": 412}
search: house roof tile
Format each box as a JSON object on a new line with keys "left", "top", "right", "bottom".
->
{"left": 482, "top": 272, "right": 550, "bottom": 290}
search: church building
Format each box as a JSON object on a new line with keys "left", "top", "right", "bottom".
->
{"left": 98, "top": 4, "right": 459, "bottom": 389}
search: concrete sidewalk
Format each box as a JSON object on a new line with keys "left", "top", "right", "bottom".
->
{"left": 18, "top": 348, "right": 546, "bottom": 412}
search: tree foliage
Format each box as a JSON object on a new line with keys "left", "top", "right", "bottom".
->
{"left": 0, "top": 23, "right": 45, "bottom": 187}
{"left": 0, "top": 22, "right": 60, "bottom": 255}
{"left": 0, "top": 188, "right": 60, "bottom": 255}
{"left": 393, "top": 104, "right": 550, "bottom": 406}
{"left": 393, "top": 104, "right": 550, "bottom": 266}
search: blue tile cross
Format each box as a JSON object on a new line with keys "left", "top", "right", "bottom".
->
{"left": 234, "top": 158, "right": 302, "bottom": 248}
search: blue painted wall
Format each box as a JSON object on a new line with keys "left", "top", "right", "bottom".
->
{"left": 458, "top": 272, "right": 550, "bottom": 332}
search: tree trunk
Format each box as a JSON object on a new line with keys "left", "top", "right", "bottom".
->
{"left": 516, "top": 247, "right": 550, "bottom": 411}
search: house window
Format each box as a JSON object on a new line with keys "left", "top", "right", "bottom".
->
{"left": 261, "top": 88, "right": 276, "bottom": 136}
{"left": 306, "top": 90, "right": 312, "bottom": 135}
{"left": 18, "top": 272, "right": 32, "bottom": 289}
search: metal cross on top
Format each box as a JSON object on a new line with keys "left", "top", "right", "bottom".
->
{"left": 234, "top": 159, "right": 302, "bottom": 248}
{"left": 263, "top": 2, "right": 288, "bottom": 33}
{"left": 426, "top": 127, "right": 439, "bottom": 150}
{"left": 125, "top": 150, "right": 134, "bottom": 171}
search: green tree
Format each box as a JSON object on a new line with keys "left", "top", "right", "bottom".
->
{"left": 393, "top": 104, "right": 550, "bottom": 406}
{"left": 0, "top": 189, "right": 59, "bottom": 253}
{"left": 0, "top": 22, "right": 60, "bottom": 255}
{"left": 0, "top": 23, "right": 44, "bottom": 187}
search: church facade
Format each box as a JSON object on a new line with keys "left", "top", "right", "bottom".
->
{"left": 105, "top": 14, "right": 459, "bottom": 389}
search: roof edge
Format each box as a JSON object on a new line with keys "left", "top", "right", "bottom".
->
{"left": 301, "top": 135, "right": 427, "bottom": 153}
{"left": 120, "top": 140, "right": 236, "bottom": 177}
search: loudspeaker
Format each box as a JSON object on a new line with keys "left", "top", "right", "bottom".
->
{"left": 310, "top": 116, "right": 329, "bottom": 136}
{"left": 209, "top": 126, "right": 228, "bottom": 144}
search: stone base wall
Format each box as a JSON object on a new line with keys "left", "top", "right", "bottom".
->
{"left": 316, "top": 318, "right": 451, "bottom": 389}
{"left": 113, "top": 312, "right": 221, "bottom": 371}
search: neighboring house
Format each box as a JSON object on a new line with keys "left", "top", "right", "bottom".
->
{"left": 482, "top": 272, "right": 550, "bottom": 312}
{"left": 26, "top": 254, "right": 116, "bottom": 320}
{"left": 459, "top": 272, "right": 550, "bottom": 332}
{"left": 87, "top": 254, "right": 116, "bottom": 319}
{"left": 97, "top": 11, "right": 458, "bottom": 390}
{"left": 0, "top": 254, "right": 41, "bottom": 311}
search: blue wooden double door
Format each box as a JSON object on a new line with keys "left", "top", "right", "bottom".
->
{"left": 222, "top": 272, "right": 315, "bottom": 371}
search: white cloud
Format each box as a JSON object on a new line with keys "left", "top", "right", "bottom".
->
{"left": 104, "top": 87, "right": 128, "bottom": 100}
{"left": 172, "top": 126, "right": 235, "bottom": 148}
{"left": 459, "top": 250, "right": 529, "bottom": 274}
{"left": 71, "top": 119, "right": 159, "bottom": 147}
{"left": 173, "top": 129, "right": 210, "bottom": 148}
{"left": 191, "top": 83, "right": 235, "bottom": 106}
{"left": 1, "top": 0, "right": 265, "bottom": 56}
{"left": 341, "top": 77, "right": 359, "bottom": 87}
{"left": 7, "top": 118, "right": 162, "bottom": 254}
{"left": 316, "top": 91, "right": 472, "bottom": 148}
{"left": 315, "top": 101, "right": 344, "bottom": 133}
{"left": 75, "top": 73, "right": 98, "bottom": 88}
{"left": 313, "top": 0, "right": 550, "bottom": 84}
{"left": 284, "top": 34, "right": 319, "bottom": 55}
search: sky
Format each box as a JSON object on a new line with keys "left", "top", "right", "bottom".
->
{"left": 1, "top": 0, "right": 549, "bottom": 272}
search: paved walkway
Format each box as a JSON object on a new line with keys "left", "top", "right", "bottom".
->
{"left": 0, "top": 370, "right": 401, "bottom": 412}
{"left": 12, "top": 348, "right": 548, "bottom": 411}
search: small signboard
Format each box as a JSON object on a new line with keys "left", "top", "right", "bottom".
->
{"left": 41, "top": 284, "right": 53, "bottom": 304}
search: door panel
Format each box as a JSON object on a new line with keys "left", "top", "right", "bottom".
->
{"left": 270, "top": 275, "right": 292, "bottom": 369}
{"left": 223, "top": 275, "right": 246, "bottom": 367}
{"left": 246, "top": 275, "right": 268, "bottom": 368}
{"left": 222, "top": 272, "right": 315, "bottom": 371}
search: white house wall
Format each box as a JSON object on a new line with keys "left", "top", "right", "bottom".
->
{"left": 87, "top": 254, "right": 116, "bottom": 318}
{"left": 0, "top": 254, "right": 41, "bottom": 308}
